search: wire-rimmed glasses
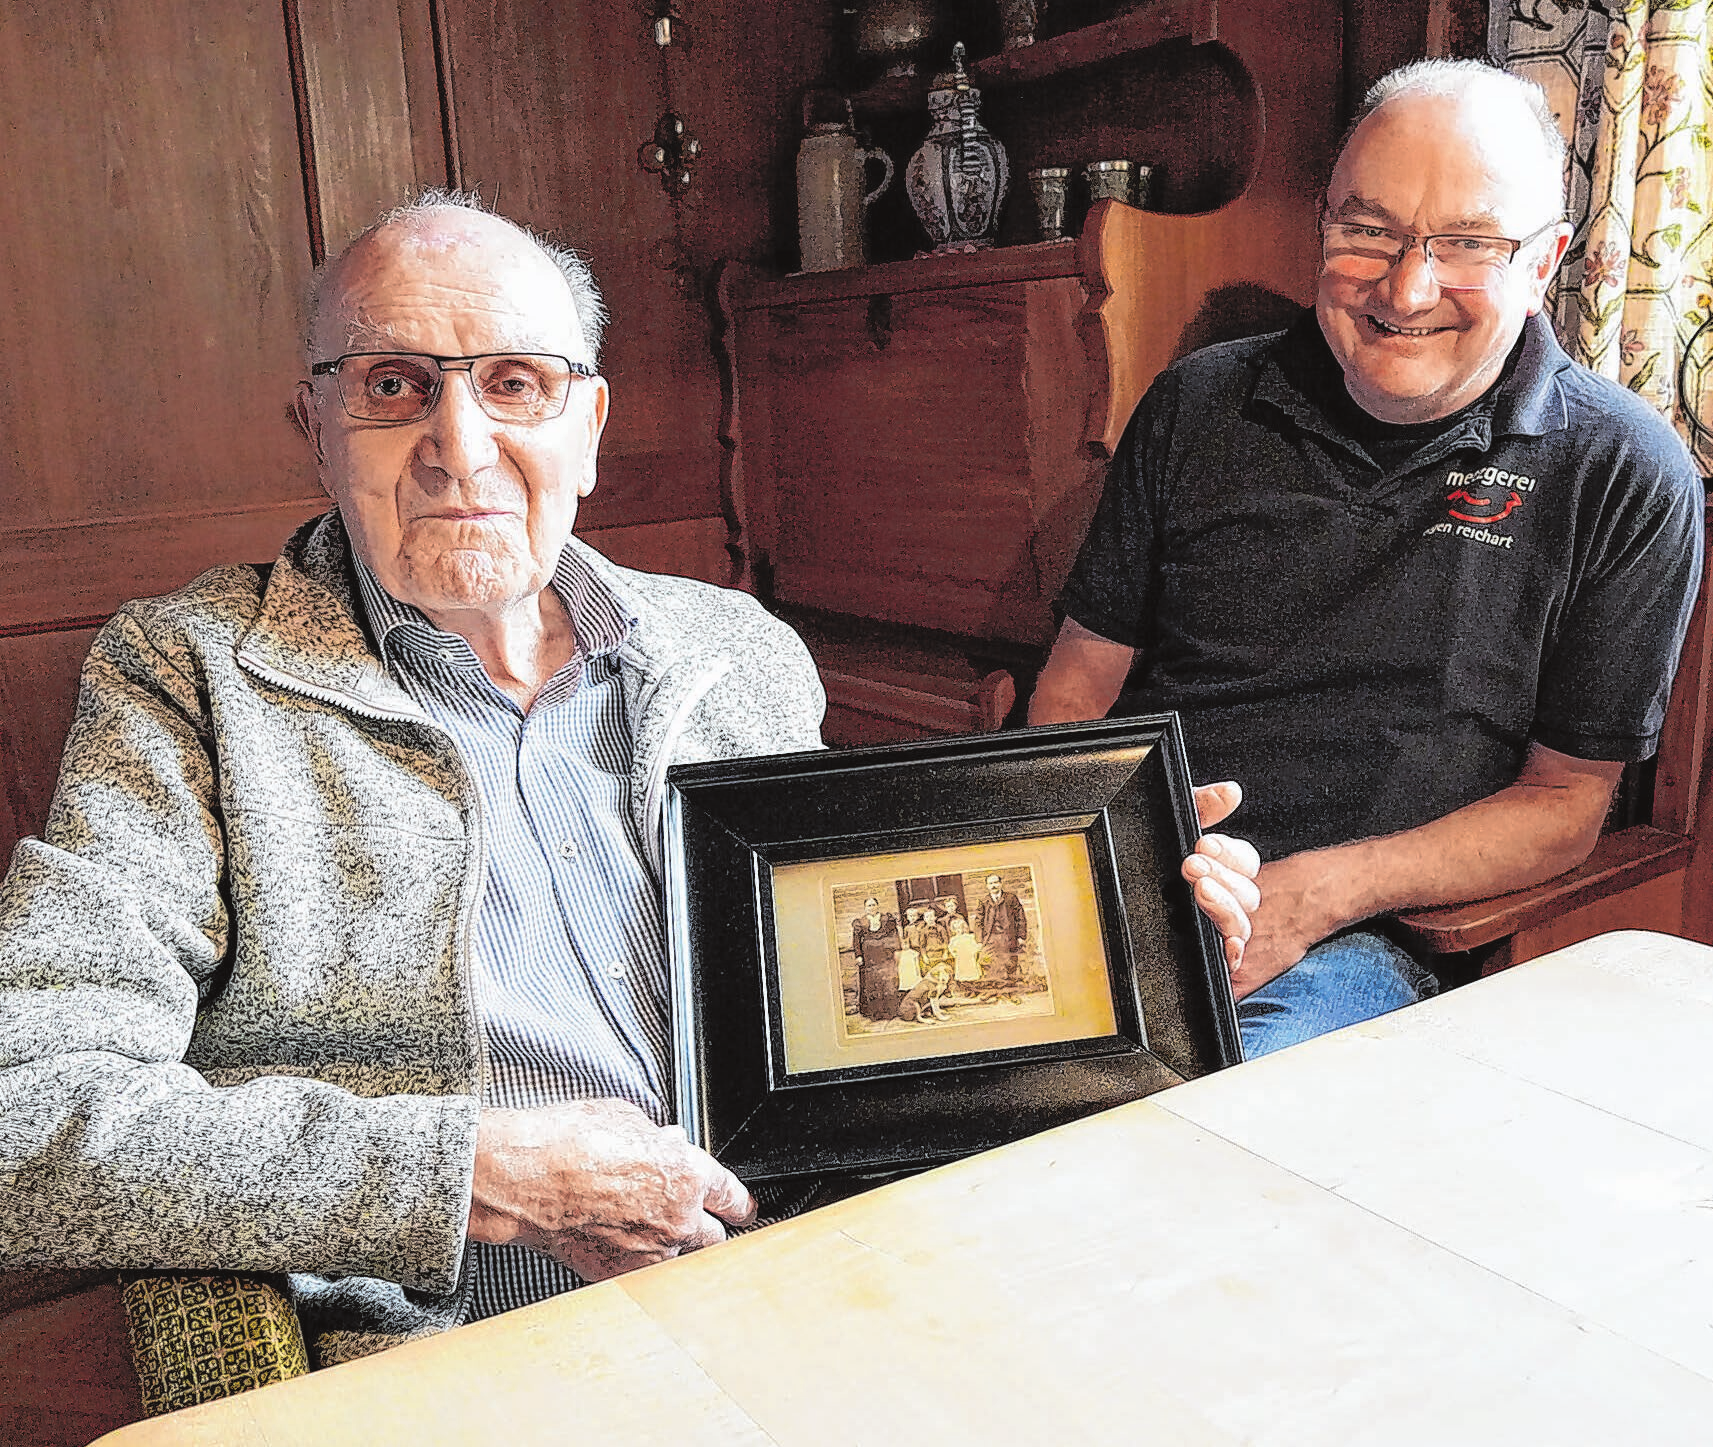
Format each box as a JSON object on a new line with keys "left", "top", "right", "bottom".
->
{"left": 1321, "top": 218, "right": 1562, "bottom": 290}
{"left": 309, "top": 351, "right": 597, "bottom": 424}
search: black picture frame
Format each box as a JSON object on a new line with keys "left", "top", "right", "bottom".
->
{"left": 663, "top": 715, "right": 1240, "bottom": 1183}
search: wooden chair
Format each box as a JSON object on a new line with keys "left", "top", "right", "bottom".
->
{"left": 1395, "top": 496, "right": 1712, "bottom": 972}
{"left": 820, "top": 664, "right": 1016, "bottom": 747}
{"left": 2, "top": 632, "right": 313, "bottom": 1437}
{"left": 0, "top": 1267, "right": 308, "bottom": 1442}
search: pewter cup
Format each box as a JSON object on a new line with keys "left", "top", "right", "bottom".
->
{"left": 1084, "top": 158, "right": 1136, "bottom": 206}
{"left": 997, "top": 0, "right": 1039, "bottom": 48}
{"left": 1027, "top": 166, "right": 1072, "bottom": 241}
{"left": 1131, "top": 163, "right": 1155, "bottom": 210}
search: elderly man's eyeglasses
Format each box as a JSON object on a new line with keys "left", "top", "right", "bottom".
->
{"left": 1320, "top": 218, "right": 1561, "bottom": 290}
{"left": 309, "top": 352, "right": 597, "bottom": 424}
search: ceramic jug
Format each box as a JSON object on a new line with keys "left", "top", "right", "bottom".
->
{"left": 904, "top": 43, "right": 1008, "bottom": 251}
{"left": 796, "top": 101, "right": 895, "bottom": 272}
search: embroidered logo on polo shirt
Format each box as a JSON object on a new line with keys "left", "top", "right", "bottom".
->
{"left": 1422, "top": 466, "right": 1537, "bottom": 550}
{"left": 1446, "top": 485, "right": 1522, "bottom": 522}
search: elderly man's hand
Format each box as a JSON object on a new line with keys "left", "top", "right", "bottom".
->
{"left": 1181, "top": 781, "right": 1262, "bottom": 974}
{"left": 467, "top": 1099, "right": 757, "bottom": 1281}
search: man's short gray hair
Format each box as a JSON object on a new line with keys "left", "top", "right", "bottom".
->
{"left": 304, "top": 188, "right": 608, "bottom": 367}
{"left": 1344, "top": 58, "right": 1568, "bottom": 210}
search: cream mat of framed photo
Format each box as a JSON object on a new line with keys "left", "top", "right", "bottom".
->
{"left": 772, "top": 830, "right": 1121, "bottom": 1076}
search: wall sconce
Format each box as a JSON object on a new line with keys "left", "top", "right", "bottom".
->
{"left": 639, "top": 112, "right": 700, "bottom": 195}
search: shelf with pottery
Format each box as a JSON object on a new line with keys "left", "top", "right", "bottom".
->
{"left": 847, "top": 0, "right": 1217, "bottom": 118}
{"left": 713, "top": 0, "right": 1342, "bottom": 744}
{"left": 973, "top": 0, "right": 1217, "bottom": 89}
{"left": 829, "top": 2, "right": 1262, "bottom": 268}
{"left": 726, "top": 233, "right": 1079, "bottom": 309}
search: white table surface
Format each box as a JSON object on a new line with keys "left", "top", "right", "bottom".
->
{"left": 95, "top": 929, "right": 1713, "bottom": 1446}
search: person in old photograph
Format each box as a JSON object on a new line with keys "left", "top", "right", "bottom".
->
{"left": 948, "top": 913, "right": 982, "bottom": 992}
{"left": 853, "top": 896, "right": 903, "bottom": 1021}
{"left": 899, "top": 906, "right": 928, "bottom": 995}
{"left": 977, "top": 873, "right": 1028, "bottom": 994}
{"left": 917, "top": 904, "right": 950, "bottom": 975}
{"left": 939, "top": 895, "right": 968, "bottom": 936}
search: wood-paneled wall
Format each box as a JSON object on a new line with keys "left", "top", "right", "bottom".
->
{"left": 0, "top": 1, "right": 325, "bottom": 634}
{"left": 0, "top": 0, "right": 833, "bottom": 868}
{"left": 441, "top": 0, "right": 833, "bottom": 548}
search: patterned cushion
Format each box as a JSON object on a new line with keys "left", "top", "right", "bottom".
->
{"left": 118, "top": 1272, "right": 309, "bottom": 1417}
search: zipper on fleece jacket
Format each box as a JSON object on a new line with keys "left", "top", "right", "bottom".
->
{"left": 636, "top": 655, "right": 733, "bottom": 877}
{"left": 233, "top": 651, "right": 495, "bottom": 1170}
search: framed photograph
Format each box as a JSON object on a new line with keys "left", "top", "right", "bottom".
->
{"left": 663, "top": 715, "right": 1240, "bottom": 1183}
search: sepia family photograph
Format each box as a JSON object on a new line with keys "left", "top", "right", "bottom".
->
{"left": 833, "top": 865, "right": 1053, "bottom": 1037}
{"left": 771, "top": 834, "right": 1119, "bottom": 1076}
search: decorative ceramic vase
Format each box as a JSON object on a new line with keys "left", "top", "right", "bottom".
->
{"left": 796, "top": 99, "right": 895, "bottom": 272}
{"left": 1131, "top": 163, "right": 1155, "bottom": 210}
{"left": 905, "top": 43, "right": 1009, "bottom": 252}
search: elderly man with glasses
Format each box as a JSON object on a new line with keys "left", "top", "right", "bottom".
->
{"left": 0, "top": 192, "right": 1259, "bottom": 1366}
{"left": 1031, "top": 59, "right": 1704, "bottom": 1058}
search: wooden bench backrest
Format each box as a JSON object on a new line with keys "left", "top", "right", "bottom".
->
{"left": 1651, "top": 497, "right": 1713, "bottom": 839}
{"left": 0, "top": 626, "right": 99, "bottom": 867}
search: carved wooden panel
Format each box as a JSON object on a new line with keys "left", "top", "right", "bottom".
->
{"left": 735, "top": 278, "right": 1099, "bottom": 646}
{"left": 0, "top": 1, "right": 319, "bottom": 556}
{"left": 295, "top": 0, "right": 450, "bottom": 252}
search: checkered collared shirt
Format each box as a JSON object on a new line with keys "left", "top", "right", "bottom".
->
{"left": 353, "top": 546, "right": 674, "bottom": 1320}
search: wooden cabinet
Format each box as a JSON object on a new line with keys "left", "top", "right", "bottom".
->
{"left": 716, "top": 0, "right": 1343, "bottom": 743}
{"left": 721, "top": 241, "right": 1099, "bottom": 649}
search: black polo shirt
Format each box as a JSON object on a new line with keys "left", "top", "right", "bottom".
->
{"left": 1060, "top": 310, "right": 1704, "bottom": 861}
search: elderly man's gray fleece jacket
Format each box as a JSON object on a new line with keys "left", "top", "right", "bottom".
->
{"left": 0, "top": 511, "right": 825, "bottom": 1365}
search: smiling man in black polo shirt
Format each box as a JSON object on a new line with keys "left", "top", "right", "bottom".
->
{"left": 1029, "top": 59, "right": 1704, "bottom": 1057}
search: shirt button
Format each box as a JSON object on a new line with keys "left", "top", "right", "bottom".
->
{"left": 606, "top": 961, "right": 627, "bottom": 979}
{"left": 559, "top": 838, "right": 578, "bottom": 860}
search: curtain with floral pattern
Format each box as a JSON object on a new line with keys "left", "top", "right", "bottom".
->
{"left": 1491, "top": 0, "right": 1712, "bottom": 474}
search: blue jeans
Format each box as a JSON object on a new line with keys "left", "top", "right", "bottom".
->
{"left": 1238, "top": 929, "right": 1437, "bottom": 1059}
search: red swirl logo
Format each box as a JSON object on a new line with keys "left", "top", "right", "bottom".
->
{"left": 1446, "top": 486, "right": 1523, "bottom": 524}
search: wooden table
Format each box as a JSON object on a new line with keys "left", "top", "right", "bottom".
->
{"left": 95, "top": 929, "right": 1713, "bottom": 1446}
